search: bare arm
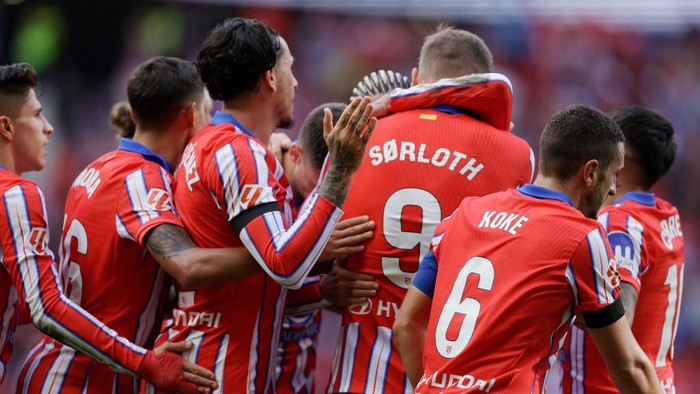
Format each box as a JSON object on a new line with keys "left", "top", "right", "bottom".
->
{"left": 587, "top": 316, "right": 662, "bottom": 393}
{"left": 394, "top": 285, "right": 432, "bottom": 388}
{"left": 145, "top": 223, "right": 260, "bottom": 288}
{"left": 619, "top": 281, "right": 639, "bottom": 325}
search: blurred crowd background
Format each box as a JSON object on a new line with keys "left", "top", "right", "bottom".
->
{"left": 1, "top": 0, "right": 698, "bottom": 392}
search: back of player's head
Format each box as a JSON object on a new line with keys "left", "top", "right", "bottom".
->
{"left": 418, "top": 25, "right": 494, "bottom": 82}
{"left": 298, "top": 102, "right": 345, "bottom": 170}
{"left": 110, "top": 101, "right": 136, "bottom": 140}
{"left": 127, "top": 56, "right": 204, "bottom": 130}
{"left": 539, "top": 104, "right": 624, "bottom": 181}
{"left": 607, "top": 105, "right": 676, "bottom": 188}
{"left": 0, "top": 63, "right": 38, "bottom": 117}
{"left": 197, "top": 17, "right": 282, "bottom": 102}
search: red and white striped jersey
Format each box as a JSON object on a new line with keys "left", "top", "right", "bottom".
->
{"left": 561, "top": 192, "right": 685, "bottom": 394}
{"left": 414, "top": 185, "right": 622, "bottom": 394}
{"left": 329, "top": 74, "right": 534, "bottom": 393}
{"left": 146, "top": 111, "right": 342, "bottom": 394}
{"left": 0, "top": 163, "right": 162, "bottom": 389}
{"left": 17, "top": 139, "right": 182, "bottom": 393}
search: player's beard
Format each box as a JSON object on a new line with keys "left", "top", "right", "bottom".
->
{"left": 584, "top": 181, "right": 609, "bottom": 219}
{"left": 278, "top": 116, "right": 294, "bottom": 129}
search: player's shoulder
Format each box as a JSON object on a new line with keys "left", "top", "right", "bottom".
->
{"left": 0, "top": 171, "right": 42, "bottom": 199}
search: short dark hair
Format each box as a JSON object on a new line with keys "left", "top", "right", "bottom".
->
{"left": 608, "top": 105, "right": 676, "bottom": 188}
{"left": 539, "top": 104, "right": 624, "bottom": 180}
{"left": 418, "top": 25, "right": 494, "bottom": 82}
{"left": 0, "top": 63, "right": 38, "bottom": 117}
{"left": 127, "top": 57, "right": 204, "bottom": 129}
{"left": 197, "top": 17, "right": 282, "bottom": 101}
{"left": 298, "top": 103, "right": 345, "bottom": 170}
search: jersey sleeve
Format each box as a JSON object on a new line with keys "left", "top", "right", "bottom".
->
{"left": 566, "top": 227, "right": 624, "bottom": 327}
{"left": 412, "top": 251, "right": 438, "bottom": 298}
{"left": 0, "top": 182, "right": 148, "bottom": 375}
{"left": 116, "top": 164, "right": 183, "bottom": 244}
{"left": 208, "top": 138, "right": 343, "bottom": 290}
{"left": 598, "top": 210, "right": 645, "bottom": 294}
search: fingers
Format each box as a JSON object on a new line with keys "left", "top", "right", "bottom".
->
{"left": 336, "top": 97, "right": 362, "bottom": 131}
{"left": 182, "top": 359, "right": 217, "bottom": 382}
{"left": 346, "top": 98, "right": 370, "bottom": 136}
{"left": 353, "top": 100, "right": 374, "bottom": 136}
{"left": 323, "top": 108, "right": 334, "bottom": 141}
{"left": 335, "top": 215, "right": 371, "bottom": 230}
{"left": 334, "top": 266, "right": 375, "bottom": 282}
{"left": 154, "top": 340, "right": 193, "bottom": 355}
{"left": 333, "top": 218, "right": 375, "bottom": 239}
{"left": 182, "top": 370, "right": 218, "bottom": 389}
{"left": 361, "top": 117, "right": 377, "bottom": 144}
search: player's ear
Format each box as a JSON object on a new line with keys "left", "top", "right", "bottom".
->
{"left": 0, "top": 116, "right": 13, "bottom": 141}
{"left": 582, "top": 159, "right": 600, "bottom": 188}
{"left": 183, "top": 102, "right": 197, "bottom": 127}
{"left": 411, "top": 67, "right": 419, "bottom": 86}
{"left": 289, "top": 143, "right": 303, "bottom": 164}
{"left": 262, "top": 68, "right": 276, "bottom": 92}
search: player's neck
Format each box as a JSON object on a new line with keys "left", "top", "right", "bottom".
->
{"left": 0, "top": 146, "right": 18, "bottom": 175}
{"left": 533, "top": 175, "right": 582, "bottom": 207}
{"left": 222, "top": 98, "right": 276, "bottom": 146}
{"left": 132, "top": 128, "right": 185, "bottom": 170}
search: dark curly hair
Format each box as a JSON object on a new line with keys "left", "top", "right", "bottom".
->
{"left": 197, "top": 17, "right": 281, "bottom": 101}
{"left": 608, "top": 105, "right": 676, "bottom": 188}
{"left": 0, "top": 63, "right": 38, "bottom": 117}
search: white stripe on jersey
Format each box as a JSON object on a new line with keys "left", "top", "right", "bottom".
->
{"left": 403, "top": 375, "right": 414, "bottom": 394}
{"left": 184, "top": 329, "right": 205, "bottom": 364}
{"left": 534, "top": 306, "right": 573, "bottom": 393}
{"left": 5, "top": 186, "right": 146, "bottom": 371}
{"left": 569, "top": 326, "right": 586, "bottom": 394}
{"left": 339, "top": 323, "right": 360, "bottom": 392}
{"left": 214, "top": 144, "right": 240, "bottom": 221}
{"left": 586, "top": 229, "right": 614, "bottom": 304}
{"left": 328, "top": 325, "right": 344, "bottom": 392}
{"left": 0, "top": 266, "right": 18, "bottom": 376}
{"left": 248, "top": 139, "right": 278, "bottom": 207}
{"left": 266, "top": 285, "right": 287, "bottom": 392}
{"left": 212, "top": 334, "right": 229, "bottom": 394}
{"left": 565, "top": 263, "right": 579, "bottom": 306}
{"left": 597, "top": 212, "right": 610, "bottom": 231}
{"left": 134, "top": 267, "right": 165, "bottom": 346}
{"left": 625, "top": 215, "right": 644, "bottom": 272}
{"left": 125, "top": 170, "right": 157, "bottom": 224}
{"left": 21, "top": 340, "right": 56, "bottom": 394}
{"left": 291, "top": 337, "right": 313, "bottom": 393}
{"left": 248, "top": 299, "right": 262, "bottom": 394}
{"left": 115, "top": 213, "right": 135, "bottom": 241}
{"left": 40, "top": 345, "right": 76, "bottom": 394}
{"left": 365, "top": 326, "right": 393, "bottom": 393}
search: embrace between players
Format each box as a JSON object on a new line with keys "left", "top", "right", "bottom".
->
{"left": 0, "top": 15, "right": 683, "bottom": 394}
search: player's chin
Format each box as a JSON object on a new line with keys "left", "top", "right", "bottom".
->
{"left": 278, "top": 115, "right": 294, "bottom": 130}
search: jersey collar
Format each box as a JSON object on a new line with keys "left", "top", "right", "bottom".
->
{"left": 118, "top": 138, "right": 174, "bottom": 174}
{"left": 211, "top": 111, "right": 256, "bottom": 138}
{"left": 430, "top": 104, "right": 469, "bottom": 116}
{"left": 518, "top": 184, "right": 574, "bottom": 207}
{"left": 613, "top": 191, "right": 655, "bottom": 207}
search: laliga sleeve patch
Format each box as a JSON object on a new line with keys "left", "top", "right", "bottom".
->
{"left": 26, "top": 227, "right": 49, "bottom": 255}
{"left": 145, "top": 188, "right": 173, "bottom": 211}
{"left": 607, "top": 231, "right": 640, "bottom": 281}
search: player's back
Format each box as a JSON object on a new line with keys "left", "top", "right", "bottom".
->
{"left": 562, "top": 193, "right": 685, "bottom": 393}
{"left": 417, "top": 187, "right": 616, "bottom": 393}
{"left": 164, "top": 122, "right": 293, "bottom": 393}
{"left": 20, "top": 143, "right": 180, "bottom": 393}
{"left": 331, "top": 107, "right": 532, "bottom": 393}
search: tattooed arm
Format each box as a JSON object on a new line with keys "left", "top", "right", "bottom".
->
{"left": 144, "top": 223, "right": 260, "bottom": 288}
{"left": 317, "top": 96, "right": 377, "bottom": 207}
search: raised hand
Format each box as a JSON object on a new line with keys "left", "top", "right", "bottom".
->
{"left": 318, "top": 97, "right": 377, "bottom": 207}
{"left": 139, "top": 341, "right": 219, "bottom": 394}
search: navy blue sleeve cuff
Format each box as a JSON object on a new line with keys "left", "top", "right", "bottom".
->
{"left": 412, "top": 251, "right": 438, "bottom": 298}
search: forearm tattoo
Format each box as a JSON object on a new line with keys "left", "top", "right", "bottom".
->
{"left": 318, "top": 165, "right": 351, "bottom": 207}
{"left": 145, "top": 223, "right": 196, "bottom": 258}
